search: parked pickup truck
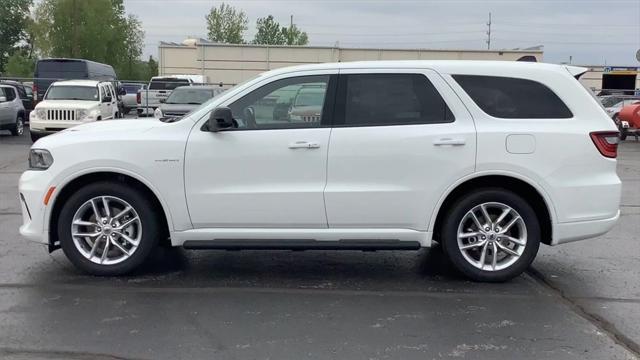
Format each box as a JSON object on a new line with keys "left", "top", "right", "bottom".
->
{"left": 137, "top": 75, "right": 205, "bottom": 116}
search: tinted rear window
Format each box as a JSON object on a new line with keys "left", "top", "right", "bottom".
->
{"left": 149, "top": 78, "right": 190, "bottom": 90}
{"left": 122, "top": 84, "right": 142, "bottom": 93}
{"left": 453, "top": 75, "right": 573, "bottom": 119}
{"left": 336, "top": 73, "right": 454, "bottom": 127}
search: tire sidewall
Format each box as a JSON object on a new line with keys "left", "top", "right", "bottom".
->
{"left": 442, "top": 189, "right": 541, "bottom": 282}
{"left": 58, "top": 181, "right": 160, "bottom": 275}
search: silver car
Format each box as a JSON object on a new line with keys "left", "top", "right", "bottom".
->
{"left": 0, "top": 84, "right": 26, "bottom": 136}
{"left": 154, "top": 85, "right": 225, "bottom": 118}
{"left": 120, "top": 83, "right": 147, "bottom": 115}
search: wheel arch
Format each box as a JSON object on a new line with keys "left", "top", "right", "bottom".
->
{"left": 430, "top": 173, "right": 555, "bottom": 246}
{"left": 47, "top": 170, "right": 172, "bottom": 252}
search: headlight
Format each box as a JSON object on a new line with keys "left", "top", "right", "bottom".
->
{"left": 35, "top": 109, "right": 46, "bottom": 119}
{"left": 28, "top": 149, "right": 54, "bottom": 170}
{"left": 77, "top": 109, "right": 98, "bottom": 121}
{"left": 154, "top": 108, "right": 163, "bottom": 118}
{"left": 77, "top": 109, "right": 88, "bottom": 120}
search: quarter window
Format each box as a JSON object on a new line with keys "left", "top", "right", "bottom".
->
{"left": 336, "top": 73, "right": 454, "bottom": 127}
{"left": 453, "top": 75, "right": 573, "bottom": 119}
{"left": 229, "top": 75, "right": 331, "bottom": 130}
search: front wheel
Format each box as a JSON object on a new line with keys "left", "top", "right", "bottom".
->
{"left": 441, "top": 189, "right": 541, "bottom": 282}
{"left": 58, "top": 181, "right": 161, "bottom": 275}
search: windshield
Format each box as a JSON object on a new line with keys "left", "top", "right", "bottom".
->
{"left": 149, "top": 78, "right": 190, "bottom": 90}
{"left": 166, "top": 89, "right": 214, "bottom": 104}
{"left": 294, "top": 91, "right": 325, "bottom": 107}
{"left": 122, "top": 84, "right": 143, "bottom": 93}
{"left": 45, "top": 85, "right": 98, "bottom": 101}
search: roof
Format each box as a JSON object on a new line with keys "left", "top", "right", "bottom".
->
{"left": 51, "top": 80, "right": 106, "bottom": 86}
{"left": 258, "top": 60, "right": 580, "bottom": 77}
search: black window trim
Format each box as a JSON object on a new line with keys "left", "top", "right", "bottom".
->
{"left": 332, "top": 72, "right": 456, "bottom": 128}
{"left": 204, "top": 74, "right": 338, "bottom": 132}
{"left": 452, "top": 74, "right": 574, "bottom": 120}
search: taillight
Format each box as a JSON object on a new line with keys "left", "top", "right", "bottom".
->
{"left": 136, "top": 91, "right": 141, "bottom": 104}
{"left": 590, "top": 131, "right": 619, "bottom": 158}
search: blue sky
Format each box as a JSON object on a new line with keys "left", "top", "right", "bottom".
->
{"left": 123, "top": 0, "right": 640, "bottom": 66}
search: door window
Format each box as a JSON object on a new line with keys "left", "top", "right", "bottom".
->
{"left": 0, "top": 87, "right": 5, "bottom": 101}
{"left": 228, "top": 75, "right": 332, "bottom": 130}
{"left": 100, "top": 85, "right": 109, "bottom": 101}
{"left": 4, "top": 87, "right": 16, "bottom": 101}
{"left": 335, "top": 73, "right": 454, "bottom": 127}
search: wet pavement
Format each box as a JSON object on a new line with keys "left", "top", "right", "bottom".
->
{"left": 0, "top": 127, "right": 638, "bottom": 359}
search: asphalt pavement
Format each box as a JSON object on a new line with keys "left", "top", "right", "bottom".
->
{"left": 0, "top": 123, "right": 638, "bottom": 360}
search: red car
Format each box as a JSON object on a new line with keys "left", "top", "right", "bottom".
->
{"left": 617, "top": 102, "right": 640, "bottom": 140}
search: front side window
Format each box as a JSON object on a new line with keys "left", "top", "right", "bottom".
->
{"left": 46, "top": 86, "right": 98, "bottom": 101}
{"left": 228, "top": 75, "right": 330, "bottom": 130}
{"left": 453, "top": 75, "right": 573, "bottom": 119}
{"left": 336, "top": 73, "right": 454, "bottom": 127}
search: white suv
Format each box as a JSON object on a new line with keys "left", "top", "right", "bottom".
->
{"left": 29, "top": 80, "right": 118, "bottom": 142}
{"left": 19, "top": 61, "right": 621, "bottom": 281}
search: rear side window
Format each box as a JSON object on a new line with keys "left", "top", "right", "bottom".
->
{"left": 4, "top": 87, "right": 16, "bottom": 101}
{"left": 453, "top": 75, "right": 573, "bottom": 119}
{"left": 336, "top": 73, "right": 454, "bottom": 127}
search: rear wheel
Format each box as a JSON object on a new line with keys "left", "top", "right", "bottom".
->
{"left": 58, "top": 181, "right": 160, "bottom": 275}
{"left": 441, "top": 189, "right": 540, "bottom": 282}
{"left": 10, "top": 115, "right": 24, "bottom": 136}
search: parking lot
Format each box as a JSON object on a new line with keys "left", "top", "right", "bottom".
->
{"left": 0, "top": 126, "right": 638, "bottom": 359}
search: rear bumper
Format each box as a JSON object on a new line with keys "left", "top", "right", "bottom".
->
{"left": 552, "top": 210, "right": 620, "bottom": 245}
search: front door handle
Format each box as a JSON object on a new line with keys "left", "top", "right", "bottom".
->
{"left": 433, "top": 138, "right": 466, "bottom": 146}
{"left": 288, "top": 141, "right": 320, "bottom": 149}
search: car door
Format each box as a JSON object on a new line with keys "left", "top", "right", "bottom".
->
{"left": 0, "top": 87, "right": 9, "bottom": 124}
{"left": 98, "top": 84, "right": 111, "bottom": 119}
{"left": 324, "top": 69, "right": 476, "bottom": 231}
{"left": 184, "top": 72, "right": 337, "bottom": 228}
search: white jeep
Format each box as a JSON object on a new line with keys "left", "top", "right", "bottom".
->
{"left": 29, "top": 80, "right": 118, "bottom": 142}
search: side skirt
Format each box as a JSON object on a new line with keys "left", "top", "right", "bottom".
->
{"left": 183, "top": 239, "right": 421, "bottom": 251}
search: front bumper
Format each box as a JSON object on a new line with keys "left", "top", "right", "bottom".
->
{"left": 18, "top": 170, "right": 53, "bottom": 245}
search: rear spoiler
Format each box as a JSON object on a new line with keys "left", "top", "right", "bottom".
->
{"left": 565, "top": 65, "right": 589, "bottom": 79}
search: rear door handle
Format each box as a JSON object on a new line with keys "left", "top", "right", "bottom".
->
{"left": 433, "top": 138, "right": 466, "bottom": 146}
{"left": 289, "top": 141, "right": 320, "bottom": 149}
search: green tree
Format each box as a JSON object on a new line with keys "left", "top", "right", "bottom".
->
{"left": 4, "top": 51, "right": 36, "bottom": 78}
{"left": 205, "top": 3, "right": 248, "bottom": 44}
{"left": 281, "top": 24, "right": 309, "bottom": 46}
{"left": 32, "top": 0, "right": 144, "bottom": 79}
{"left": 0, "top": 0, "right": 32, "bottom": 73}
{"left": 253, "top": 15, "right": 285, "bottom": 45}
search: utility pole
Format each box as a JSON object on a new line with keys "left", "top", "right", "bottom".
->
{"left": 486, "top": 12, "right": 492, "bottom": 50}
{"left": 290, "top": 15, "right": 293, "bottom": 29}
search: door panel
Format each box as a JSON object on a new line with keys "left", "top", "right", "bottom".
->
{"left": 325, "top": 69, "right": 476, "bottom": 231}
{"left": 184, "top": 73, "right": 337, "bottom": 229}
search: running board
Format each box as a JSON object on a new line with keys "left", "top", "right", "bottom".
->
{"left": 182, "top": 239, "right": 421, "bottom": 251}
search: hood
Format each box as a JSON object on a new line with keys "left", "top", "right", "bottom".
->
{"left": 290, "top": 105, "right": 322, "bottom": 116}
{"left": 36, "top": 100, "right": 100, "bottom": 110}
{"left": 34, "top": 119, "right": 164, "bottom": 148}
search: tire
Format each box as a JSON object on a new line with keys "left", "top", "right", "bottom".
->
{"left": 58, "top": 181, "right": 161, "bottom": 276}
{"left": 441, "top": 188, "right": 541, "bottom": 282}
{"left": 30, "top": 131, "right": 40, "bottom": 143}
{"left": 10, "top": 115, "right": 24, "bottom": 136}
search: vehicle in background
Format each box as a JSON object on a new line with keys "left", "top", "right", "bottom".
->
{"left": 617, "top": 103, "right": 640, "bottom": 140}
{"left": 29, "top": 80, "right": 118, "bottom": 142}
{"left": 601, "top": 95, "right": 640, "bottom": 120}
{"left": 120, "top": 83, "right": 147, "bottom": 115}
{"left": 0, "top": 84, "right": 26, "bottom": 136}
{"left": 19, "top": 61, "right": 621, "bottom": 282}
{"left": 0, "top": 80, "right": 35, "bottom": 120}
{"left": 288, "top": 84, "right": 326, "bottom": 123}
{"left": 34, "top": 58, "right": 117, "bottom": 103}
{"left": 153, "top": 85, "right": 225, "bottom": 119}
{"left": 137, "top": 75, "right": 206, "bottom": 117}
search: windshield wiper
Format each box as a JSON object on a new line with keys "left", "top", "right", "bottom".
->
{"left": 186, "top": 102, "right": 202, "bottom": 105}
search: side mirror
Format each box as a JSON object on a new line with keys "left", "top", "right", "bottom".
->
{"left": 118, "top": 88, "right": 126, "bottom": 96}
{"left": 206, "top": 107, "right": 235, "bottom": 132}
{"left": 159, "top": 98, "right": 165, "bottom": 103}
{"left": 0, "top": 96, "right": 6, "bottom": 103}
{"left": 102, "top": 96, "right": 112, "bottom": 103}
